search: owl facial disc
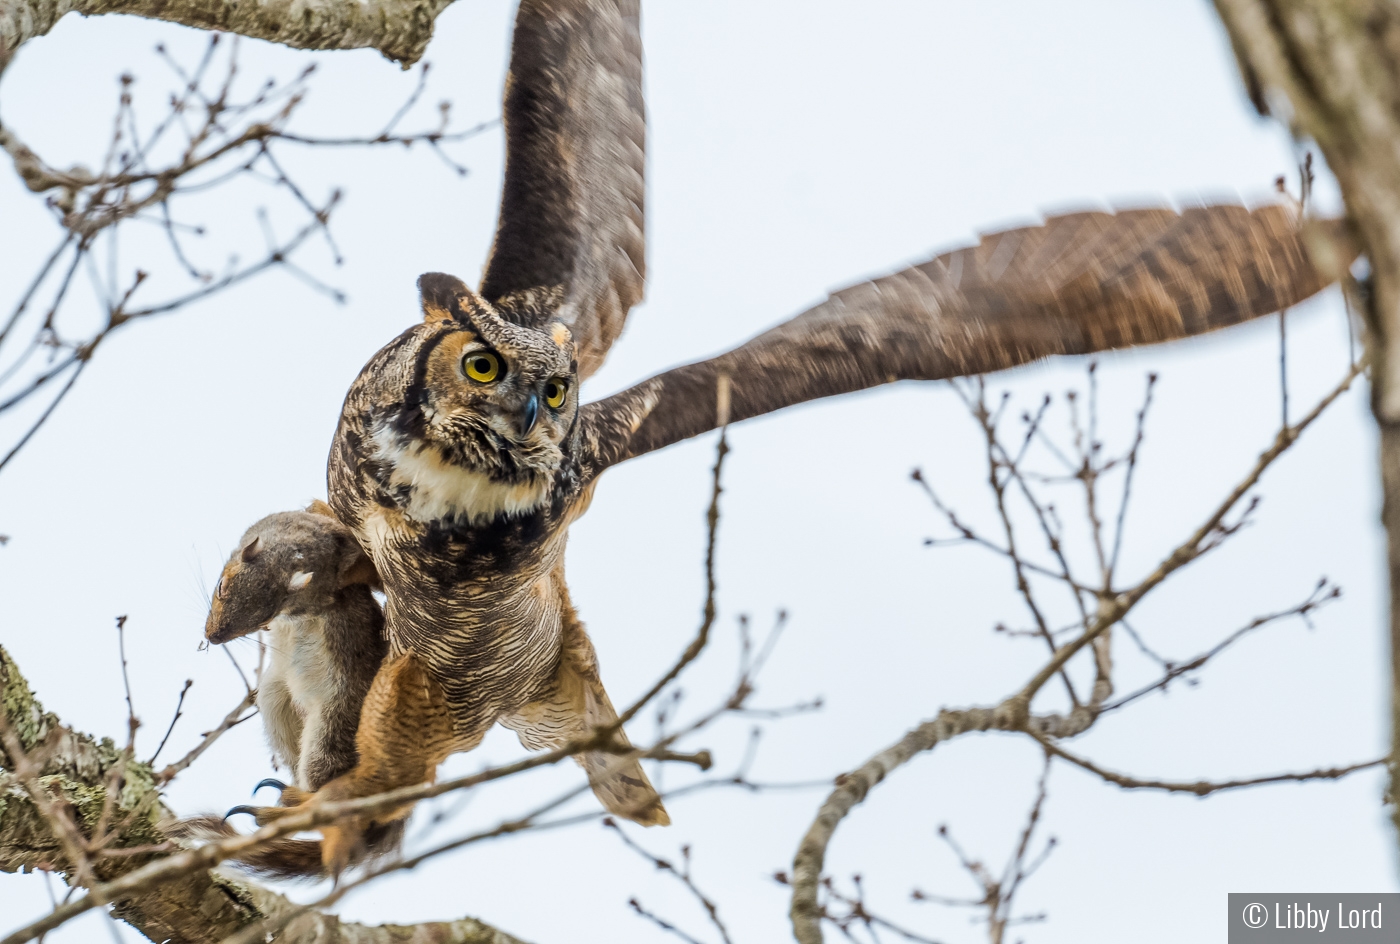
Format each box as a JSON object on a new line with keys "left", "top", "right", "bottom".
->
{"left": 359, "top": 272, "right": 580, "bottom": 527}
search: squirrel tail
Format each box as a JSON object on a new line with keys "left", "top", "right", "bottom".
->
{"left": 169, "top": 815, "right": 404, "bottom": 880}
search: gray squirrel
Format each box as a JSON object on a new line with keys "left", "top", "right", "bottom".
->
{"left": 206, "top": 500, "right": 385, "bottom": 794}
{"left": 183, "top": 500, "right": 399, "bottom": 878}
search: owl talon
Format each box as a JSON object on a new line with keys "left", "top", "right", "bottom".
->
{"left": 319, "top": 822, "right": 364, "bottom": 880}
{"left": 224, "top": 803, "right": 298, "bottom": 826}
{"left": 253, "top": 778, "right": 287, "bottom": 797}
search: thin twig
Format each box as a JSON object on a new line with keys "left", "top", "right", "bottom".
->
{"left": 1036, "top": 737, "right": 1384, "bottom": 797}
{"left": 607, "top": 820, "right": 734, "bottom": 944}
{"left": 1102, "top": 578, "right": 1340, "bottom": 713}
{"left": 1017, "top": 361, "right": 1362, "bottom": 706}
{"left": 146, "top": 679, "right": 193, "bottom": 766}
{"left": 618, "top": 375, "right": 731, "bottom": 728}
{"left": 154, "top": 689, "right": 256, "bottom": 786}
{"left": 1107, "top": 373, "right": 1157, "bottom": 581}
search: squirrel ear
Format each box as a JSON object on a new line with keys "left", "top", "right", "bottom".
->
{"left": 241, "top": 536, "right": 262, "bottom": 562}
{"left": 288, "top": 571, "right": 314, "bottom": 591}
{"left": 338, "top": 552, "right": 381, "bottom": 591}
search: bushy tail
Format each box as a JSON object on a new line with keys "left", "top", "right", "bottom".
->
{"left": 168, "top": 815, "right": 404, "bottom": 880}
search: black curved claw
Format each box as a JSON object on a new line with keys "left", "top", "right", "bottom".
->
{"left": 253, "top": 778, "right": 287, "bottom": 797}
{"left": 225, "top": 805, "right": 258, "bottom": 821}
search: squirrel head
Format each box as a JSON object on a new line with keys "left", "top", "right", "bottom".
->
{"left": 204, "top": 502, "right": 380, "bottom": 645}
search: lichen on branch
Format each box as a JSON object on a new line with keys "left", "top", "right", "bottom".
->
{"left": 0, "top": 645, "right": 528, "bottom": 944}
{"left": 0, "top": 0, "right": 457, "bottom": 70}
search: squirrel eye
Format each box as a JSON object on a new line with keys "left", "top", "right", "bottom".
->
{"left": 544, "top": 379, "right": 568, "bottom": 409}
{"left": 463, "top": 351, "right": 501, "bottom": 383}
{"left": 213, "top": 575, "right": 229, "bottom": 600}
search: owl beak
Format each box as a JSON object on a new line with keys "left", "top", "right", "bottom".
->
{"left": 515, "top": 393, "right": 539, "bottom": 439}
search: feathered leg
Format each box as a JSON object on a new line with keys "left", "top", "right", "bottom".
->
{"left": 238, "top": 651, "right": 457, "bottom": 875}
{"left": 502, "top": 597, "right": 669, "bottom": 827}
{"left": 315, "top": 650, "right": 457, "bottom": 873}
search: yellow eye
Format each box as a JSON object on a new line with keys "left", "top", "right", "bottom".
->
{"left": 544, "top": 379, "right": 568, "bottom": 409}
{"left": 463, "top": 351, "right": 501, "bottom": 383}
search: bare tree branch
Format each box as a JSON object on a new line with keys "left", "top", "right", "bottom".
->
{"left": 789, "top": 362, "right": 1364, "bottom": 944}
{"left": 606, "top": 819, "right": 735, "bottom": 944}
{"left": 1102, "top": 577, "right": 1341, "bottom": 714}
{"left": 1035, "top": 737, "right": 1385, "bottom": 797}
{"left": 0, "top": 40, "right": 492, "bottom": 474}
{"left": 901, "top": 759, "right": 1054, "bottom": 944}
{"left": 152, "top": 689, "right": 255, "bottom": 786}
{"left": 0, "top": 643, "right": 529, "bottom": 944}
{"left": 0, "top": 0, "right": 456, "bottom": 71}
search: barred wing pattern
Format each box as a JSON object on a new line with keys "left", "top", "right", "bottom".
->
{"left": 579, "top": 203, "right": 1343, "bottom": 474}
{"left": 479, "top": 0, "right": 645, "bottom": 380}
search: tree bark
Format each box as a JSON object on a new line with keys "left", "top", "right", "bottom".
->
{"left": 1211, "top": 0, "right": 1400, "bottom": 848}
{"left": 0, "top": 645, "right": 527, "bottom": 944}
{"left": 0, "top": 0, "right": 456, "bottom": 70}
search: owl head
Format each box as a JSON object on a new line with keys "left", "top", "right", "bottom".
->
{"left": 347, "top": 273, "right": 581, "bottom": 526}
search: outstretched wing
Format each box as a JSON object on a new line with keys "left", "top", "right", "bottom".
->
{"left": 579, "top": 203, "right": 1345, "bottom": 474}
{"left": 479, "top": 0, "right": 645, "bottom": 380}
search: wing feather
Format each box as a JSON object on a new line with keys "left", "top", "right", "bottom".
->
{"left": 578, "top": 203, "right": 1346, "bottom": 475}
{"left": 479, "top": 0, "right": 645, "bottom": 380}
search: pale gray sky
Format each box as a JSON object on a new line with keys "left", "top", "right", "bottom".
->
{"left": 0, "top": 2, "right": 1390, "bottom": 942}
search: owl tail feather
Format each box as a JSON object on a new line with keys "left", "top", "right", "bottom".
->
{"left": 580, "top": 749, "right": 670, "bottom": 827}
{"left": 168, "top": 815, "right": 405, "bottom": 880}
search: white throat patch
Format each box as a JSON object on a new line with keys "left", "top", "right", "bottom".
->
{"left": 373, "top": 426, "right": 550, "bottom": 525}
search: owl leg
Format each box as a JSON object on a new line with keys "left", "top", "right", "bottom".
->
{"left": 314, "top": 650, "right": 458, "bottom": 875}
{"left": 501, "top": 609, "right": 670, "bottom": 827}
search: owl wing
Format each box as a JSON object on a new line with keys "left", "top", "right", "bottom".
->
{"left": 478, "top": 0, "right": 645, "bottom": 381}
{"left": 578, "top": 203, "right": 1347, "bottom": 474}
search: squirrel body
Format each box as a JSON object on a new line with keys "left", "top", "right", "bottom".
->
{"left": 257, "top": 607, "right": 374, "bottom": 792}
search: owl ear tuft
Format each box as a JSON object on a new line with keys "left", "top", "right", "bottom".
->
{"left": 288, "top": 570, "right": 314, "bottom": 591}
{"left": 418, "top": 272, "right": 473, "bottom": 324}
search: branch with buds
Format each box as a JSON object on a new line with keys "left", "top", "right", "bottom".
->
{"left": 0, "top": 37, "right": 491, "bottom": 475}
{"left": 789, "top": 360, "right": 1376, "bottom": 943}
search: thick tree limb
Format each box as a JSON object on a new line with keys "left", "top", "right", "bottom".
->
{"left": 0, "top": 644, "right": 528, "bottom": 944}
{"left": 788, "top": 706, "right": 1004, "bottom": 944}
{"left": 0, "top": 0, "right": 456, "bottom": 70}
{"left": 1210, "top": 0, "right": 1400, "bottom": 852}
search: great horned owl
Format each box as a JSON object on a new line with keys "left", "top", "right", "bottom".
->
{"left": 238, "top": 0, "right": 1342, "bottom": 874}
{"left": 330, "top": 274, "right": 668, "bottom": 840}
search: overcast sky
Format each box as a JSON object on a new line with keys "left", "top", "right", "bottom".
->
{"left": 0, "top": 2, "right": 1391, "bottom": 942}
